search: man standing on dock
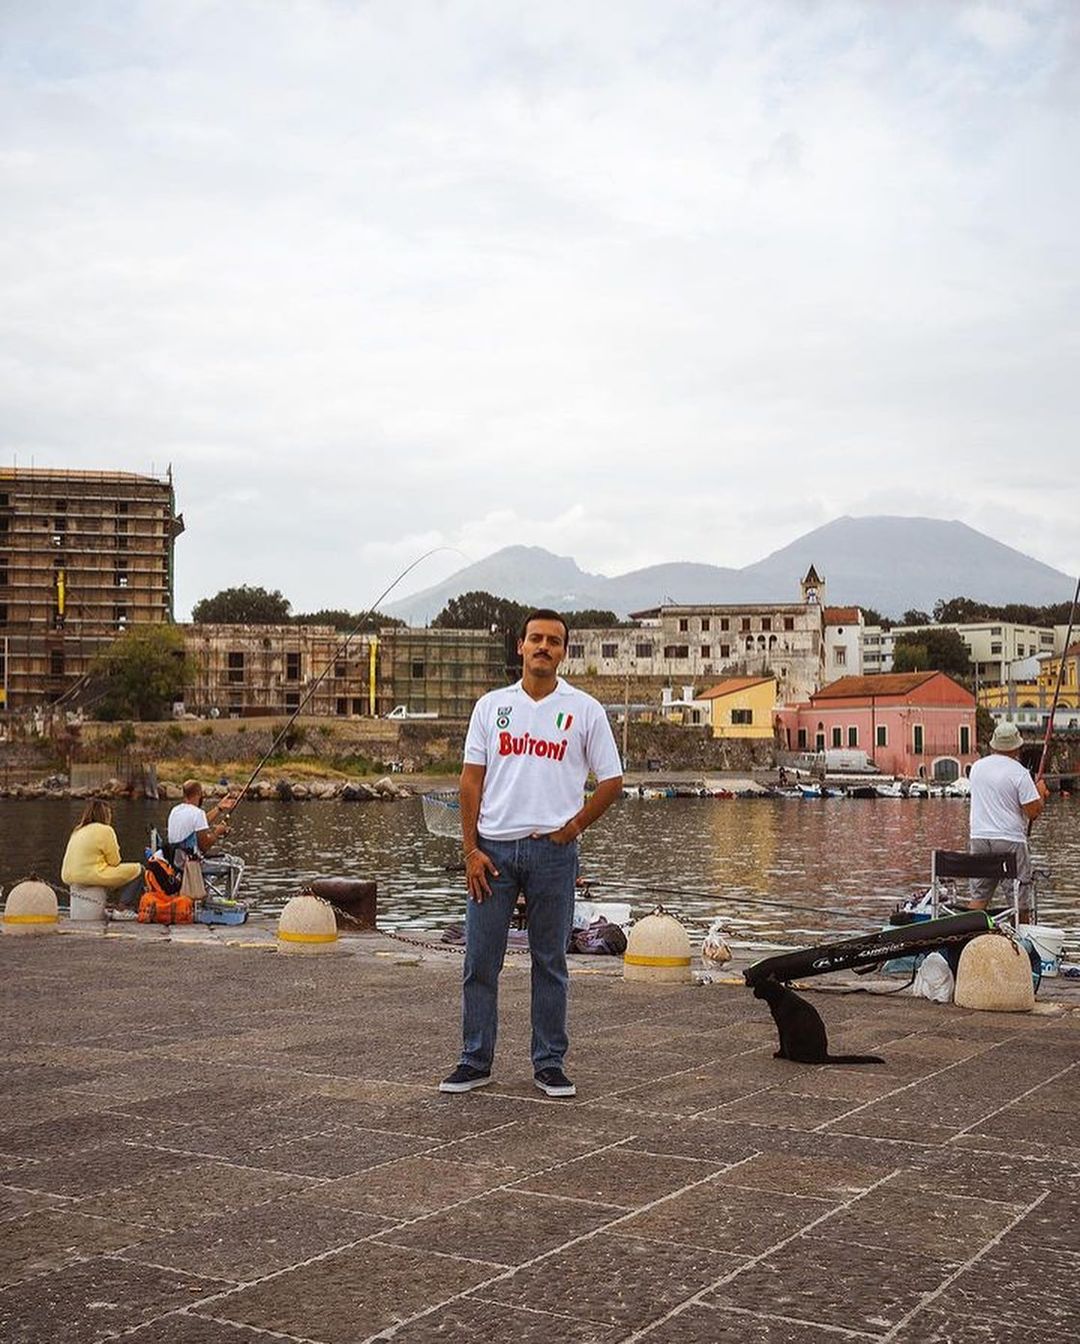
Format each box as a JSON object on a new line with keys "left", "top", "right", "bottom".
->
{"left": 968, "top": 721, "right": 1048, "bottom": 921}
{"left": 440, "top": 609, "right": 623, "bottom": 1098}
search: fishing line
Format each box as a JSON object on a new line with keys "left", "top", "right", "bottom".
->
{"left": 568, "top": 877, "right": 858, "bottom": 921}
{"left": 228, "top": 547, "right": 465, "bottom": 812}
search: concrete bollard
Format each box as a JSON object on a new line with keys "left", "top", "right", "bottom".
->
{"left": 3, "top": 879, "right": 60, "bottom": 936}
{"left": 276, "top": 893, "right": 339, "bottom": 953}
{"left": 955, "top": 934, "right": 1035, "bottom": 1012}
{"left": 69, "top": 885, "right": 108, "bottom": 922}
{"left": 623, "top": 905, "right": 692, "bottom": 984}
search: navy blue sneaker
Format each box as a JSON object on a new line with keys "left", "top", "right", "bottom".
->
{"left": 439, "top": 1065, "right": 492, "bottom": 1093}
{"left": 534, "top": 1067, "right": 576, "bottom": 1098}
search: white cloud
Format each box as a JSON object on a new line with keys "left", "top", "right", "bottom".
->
{"left": 2, "top": 0, "right": 1078, "bottom": 617}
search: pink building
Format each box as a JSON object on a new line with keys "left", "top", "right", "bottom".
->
{"left": 776, "top": 671, "right": 978, "bottom": 781}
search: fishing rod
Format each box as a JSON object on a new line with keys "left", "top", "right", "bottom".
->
{"left": 1034, "top": 572, "right": 1080, "bottom": 786}
{"left": 227, "top": 548, "right": 462, "bottom": 814}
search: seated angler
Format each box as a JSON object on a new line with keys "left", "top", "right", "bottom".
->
{"left": 61, "top": 799, "right": 144, "bottom": 918}
{"left": 167, "top": 779, "right": 236, "bottom": 877}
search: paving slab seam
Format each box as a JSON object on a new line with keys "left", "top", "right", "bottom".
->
{"left": 811, "top": 1033, "right": 1028, "bottom": 1135}
{"left": 945, "top": 1059, "right": 1078, "bottom": 1143}
{"left": 638, "top": 1300, "right": 884, "bottom": 1341}
{"left": 617, "top": 1163, "right": 904, "bottom": 1342}
{"left": 357, "top": 1145, "right": 766, "bottom": 1342}
{"left": 876, "top": 1187, "right": 1053, "bottom": 1343}
{"left": 113, "top": 1308, "right": 329, "bottom": 1344}
{"left": 147, "top": 1132, "right": 642, "bottom": 1320}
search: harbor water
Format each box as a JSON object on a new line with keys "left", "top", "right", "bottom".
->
{"left": 2, "top": 793, "right": 1078, "bottom": 951}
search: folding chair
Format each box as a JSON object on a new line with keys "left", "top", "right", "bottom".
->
{"left": 930, "top": 849, "right": 1019, "bottom": 924}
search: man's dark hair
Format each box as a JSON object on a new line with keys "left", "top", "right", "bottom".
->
{"left": 519, "top": 609, "right": 569, "bottom": 645}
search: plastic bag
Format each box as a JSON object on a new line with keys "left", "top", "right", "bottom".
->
{"left": 911, "top": 951, "right": 954, "bottom": 1003}
{"left": 701, "top": 917, "right": 732, "bottom": 966}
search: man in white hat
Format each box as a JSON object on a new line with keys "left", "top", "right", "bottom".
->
{"left": 968, "top": 722, "right": 1049, "bottom": 920}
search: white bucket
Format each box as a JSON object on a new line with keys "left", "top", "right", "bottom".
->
{"left": 1017, "top": 924, "right": 1066, "bottom": 977}
{"left": 69, "top": 885, "right": 107, "bottom": 921}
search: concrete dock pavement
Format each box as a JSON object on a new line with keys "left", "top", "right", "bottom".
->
{"left": 0, "top": 930, "right": 1077, "bottom": 1343}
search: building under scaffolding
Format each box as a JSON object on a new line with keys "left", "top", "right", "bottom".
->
{"left": 0, "top": 467, "right": 183, "bottom": 712}
{"left": 181, "top": 624, "right": 505, "bottom": 719}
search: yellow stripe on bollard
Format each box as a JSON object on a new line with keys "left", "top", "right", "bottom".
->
{"left": 276, "top": 930, "right": 338, "bottom": 944}
{"left": 623, "top": 952, "right": 691, "bottom": 967}
{"left": 3, "top": 914, "right": 60, "bottom": 925}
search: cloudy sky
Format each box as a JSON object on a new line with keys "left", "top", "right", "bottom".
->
{"left": 3, "top": 1, "right": 1078, "bottom": 617}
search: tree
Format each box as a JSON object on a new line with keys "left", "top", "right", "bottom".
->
{"left": 900, "top": 609, "right": 932, "bottom": 627}
{"left": 432, "top": 591, "right": 530, "bottom": 633}
{"left": 565, "top": 609, "right": 622, "bottom": 628}
{"left": 192, "top": 585, "right": 291, "bottom": 624}
{"left": 91, "top": 625, "right": 193, "bottom": 721}
{"left": 859, "top": 607, "right": 891, "bottom": 630}
{"left": 892, "top": 627, "right": 972, "bottom": 678}
{"left": 291, "top": 608, "right": 404, "bottom": 632}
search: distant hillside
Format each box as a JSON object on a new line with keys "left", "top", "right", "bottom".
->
{"left": 386, "top": 517, "right": 1075, "bottom": 623}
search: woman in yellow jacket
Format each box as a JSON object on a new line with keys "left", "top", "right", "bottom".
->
{"left": 61, "top": 800, "right": 143, "bottom": 915}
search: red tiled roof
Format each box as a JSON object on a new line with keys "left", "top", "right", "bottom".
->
{"left": 823, "top": 606, "right": 860, "bottom": 624}
{"left": 699, "top": 677, "right": 775, "bottom": 700}
{"left": 812, "top": 672, "right": 937, "bottom": 699}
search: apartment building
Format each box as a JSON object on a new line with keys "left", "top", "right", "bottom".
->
{"left": 560, "top": 568, "right": 828, "bottom": 702}
{"left": 0, "top": 467, "right": 182, "bottom": 711}
{"left": 861, "top": 620, "right": 1055, "bottom": 682}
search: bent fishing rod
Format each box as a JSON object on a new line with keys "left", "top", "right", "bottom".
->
{"left": 1028, "top": 572, "right": 1079, "bottom": 837}
{"left": 1035, "top": 572, "right": 1080, "bottom": 784}
{"left": 226, "top": 548, "right": 462, "bottom": 813}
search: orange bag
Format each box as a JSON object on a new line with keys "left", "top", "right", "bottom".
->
{"left": 137, "top": 891, "right": 194, "bottom": 925}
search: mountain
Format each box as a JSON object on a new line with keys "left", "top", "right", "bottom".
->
{"left": 385, "top": 517, "right": 1075, "bottom": 623}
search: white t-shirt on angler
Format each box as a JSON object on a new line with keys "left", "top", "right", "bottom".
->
{"left": 969, "top": 753, "right": 1039, "bottom": 843}
{"left": 167, "top": 802, "right": 210, "bottom": 848}
{"left": 463, "top": 678, "right": 623, "bottom": 841}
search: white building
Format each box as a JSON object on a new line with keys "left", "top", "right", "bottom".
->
{"left": 860, "top": 620, "right": 1055, "bottom": 682}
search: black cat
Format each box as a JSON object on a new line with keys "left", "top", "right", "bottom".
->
{"left": 752, "top": 977, "right": 884, "bottom": 1065}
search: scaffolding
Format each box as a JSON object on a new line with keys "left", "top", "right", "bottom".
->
{"left": 0, "top": 467, "right": 182, "bottom": 712}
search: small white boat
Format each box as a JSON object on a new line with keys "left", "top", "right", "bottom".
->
{"left": 875, "top": 781, "right": 904, "bottom": 798}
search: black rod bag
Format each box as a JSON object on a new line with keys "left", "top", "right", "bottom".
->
{"left": 744, "top": 911, "right": 993, "bottom": 986}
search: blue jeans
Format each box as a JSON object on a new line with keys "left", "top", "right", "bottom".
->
{"left": 461, "top": 835, "right": 578, "bottom": 1074}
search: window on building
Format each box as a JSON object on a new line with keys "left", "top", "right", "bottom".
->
{"left": 745, "top": 637, "right": 753, "bottom": 651}
{"left": 784, "top": 617, "right": 795, "bottom": 631}
{"left": 635, "top": 642, "right": 653, "bottom": 658}
{"left": 0, "top": 603, "right": 7, "bottom": 624}
{"left": 0, "top": 565, "right": 7, "bottom": 587}
{"left": 568, "top": 643, "right": 584, "bottom": 659}
{"left": 117, "top": 501, "right": 129, "bottom": 514}
{"left": 741, "top": 617, "right": 751, "bottom": 632}
{"left": 114, "top": 605, "right": 127, "bottom": 628}
{"left": 875, "top": 724, "right": 888, "bottom": 747}
{"left": 285, "top": 691, "right": 301, "bottom": 710}
{"left": 115, "top": 572, "right": 128, "bottom": 588}
{"left": 115, "top": 518, "right": 128, "bottom": 533}
{"left": 831, "top": 726, "right": 843, "bottom": 748}
{"left": 761, "top": 617, "right": 771, "bottom": 632}
{"left": 701, "top": 645, "right": 710, "bottom": 658}
{"left": 990, "top": 643, "right": 1002, "bottom": 655}
{"left": 663, "top": 644, "right": 690, "bottom": 659}
{"left": 835, "top": 647, "right": 846, "bottom": 666}
{"left": 352, "top": 697, "right": 364, "bottom": 714}
{"left": 848, "top": 726, "right": 858, "bottom": 747}
{"left": 720, "top": 643, "right": 730, "bottom": 658}
{"left": 990, "top": 626, "right": 1001, "bottom": 635}
{"left": 50, "top": 650, "right": 65, "bottom": 676}
{"left": 913, "top": 724, "right": 924, "bottom": 754}
{"left": 720, "top": 618, "right": 729, "bottom": 631}
{"left": 0, "top": 517, "right": 8, "bottom": 533}
{"left": 959, "top": 724, "right": 971, "bottom": 754}
{"left": 53, "top": 516, "right": 67, "bottom": 534}
{"left": 411, "top": 660, "right": 425, "bottom": 679}
{"left": 601, "top": 643, "right": 618, "bottom": 659}
{"left": 815, "top": 731, "right": 826, "bottom": 751}
{"left": 701, "top": 618, "right": 710, "bottom": 632}
{"left": 116, "top": 535, "right": 128, "bottom": 550}
{"left": 334, "top": 660, "right": 346, "bottom": 678}
{"left": 286, "top": 652, "right": 301, "bottom": 681}
{"left": 797, "top": 727, "right": 807, "bottom": 749}
{"left": 227, "top": 651, "right": 244, "bottom": 684}
{"left": 731, "top": 709, "right": 753, "bottom": 725}
{"left": 337, "top": 698, "right": 348, "bottom": 715}
{"left": 678, "top": 618, "right": 689, "bottom": 632}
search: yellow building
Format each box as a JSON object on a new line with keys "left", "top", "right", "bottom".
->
{"left": 977, "top": 642, "right": 1080, "bottom": 713}
{"left": 700, "top": 676, "right": 777, "bottom": 739}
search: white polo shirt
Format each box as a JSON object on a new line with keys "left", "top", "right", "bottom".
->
{"left": 969, "top": 753, "right": 1040, "bottom": 843}
{"left": 464, "top": 678, "right": 622, "bottom": 840}
{"left": 167, "top": 802, "right": 210, "bottom": 849}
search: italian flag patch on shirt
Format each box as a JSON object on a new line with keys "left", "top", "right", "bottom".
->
{"left": 555, "top": 712, "right": 574, "bottom": 730}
